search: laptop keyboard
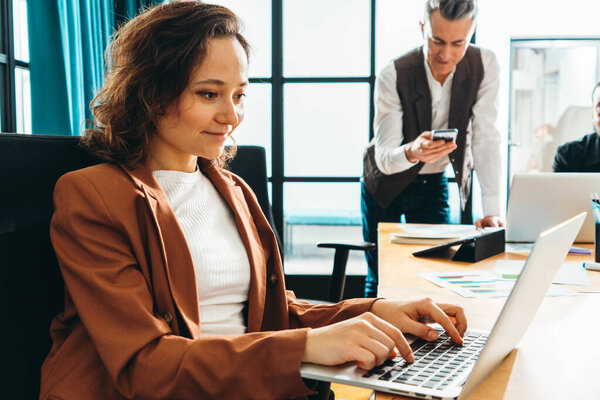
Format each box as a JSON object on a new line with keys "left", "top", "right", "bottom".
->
{"left": 361, "top": 328, "right": 489, "bottom": 391}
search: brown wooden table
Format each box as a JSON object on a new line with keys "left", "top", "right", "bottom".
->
{"left": 374, "top": 223, "right": 600, "bottom": 400}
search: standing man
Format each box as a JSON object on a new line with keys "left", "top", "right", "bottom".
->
{"left": 361, "top": 0, "right": 503, "bottom": 297}
{"left": 553, "top": 81, "right": 600, "bottom": 172}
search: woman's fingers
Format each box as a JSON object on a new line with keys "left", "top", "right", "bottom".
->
{"left": 363, "top": 313, "right": 415, "bottom": 363}
{"left": 352, "top": 345, "right": 378, "bottom": 370}
{"left": 357, "top": 333, "right": 394, "bottom": 368}
{"left": 361, "top": 313, "right": 415, "bottom": 364}
{"left": 399, "top": 299, "right": 465, "bottom": 345}
{"left": 303, "top": 313, "right": 414, "bottom": 370}
{"left": 437, "top": 303, "right": 468, "bottom": 337}
{"left": 303, "top": 300, "right": 467, "bottom": 372}
{"left": 399, "top": 317, "right": 441, "bottom": 342}
{"left": 420, "top": 300, "right": 464, "bottom": 344}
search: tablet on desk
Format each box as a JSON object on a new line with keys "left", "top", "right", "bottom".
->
{"left": 412, "top": 228, "right": 505, "bottom": 262}
{"left": 412, "top": 235, "right": 477, "bottom": 257}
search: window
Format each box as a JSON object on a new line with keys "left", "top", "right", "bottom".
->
{"left": 211, "top": 0, "right": 484, "bottom": 275}
{"left": 0, "top": 0, "right": 31, "bottom": 133}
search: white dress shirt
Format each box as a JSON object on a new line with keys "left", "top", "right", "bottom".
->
{"left": 154, "top": 168, "right": 251, "bottom": 337}
{"left": 373, "top": 46, "right": 501, "bottom": 216}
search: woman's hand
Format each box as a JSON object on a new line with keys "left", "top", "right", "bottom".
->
{"left": 370, "top": 298, "right": 467, "bottom": 345}
{"left": 302, "top": 298, "right": 467, "bottom": 370}
{"left": 302, "top": 312, "right": 414, "bottom": 370}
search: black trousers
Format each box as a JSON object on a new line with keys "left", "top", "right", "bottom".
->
{"left": 361, "top": 173, "right": 451, "bottom": 297}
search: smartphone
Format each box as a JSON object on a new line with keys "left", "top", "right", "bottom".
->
{"left": 432, "top": 128, "right": 458, "bottom": 142}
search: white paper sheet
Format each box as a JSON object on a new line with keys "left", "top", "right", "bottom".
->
{"left": 395, "top": 224, "right": 478, "bottom": 239}
{"left": 419, "top": 271, "right": 579, "bottom": 298}
{"left": 493, "top": 260, "right": 591, "bottom": 286}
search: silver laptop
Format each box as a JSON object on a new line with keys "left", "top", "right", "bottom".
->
{"left": 506, "top": 173, "right": 600, "bottom": 243}
{"left": 300, "top": 213, "right": 586, "bottom": 400}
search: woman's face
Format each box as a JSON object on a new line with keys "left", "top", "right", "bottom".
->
{"left": 150, "top": 37, "right": 248, "bottom": 172}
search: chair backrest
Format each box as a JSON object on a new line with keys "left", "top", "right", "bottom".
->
{"left": 227, "top": 145, "right": 281, "bottom": 252}
{"left": 0, "top": 133, "right": 274, "bottom": 398}
{"left": 0, "top": 134, "right": 100, "bottom": 398}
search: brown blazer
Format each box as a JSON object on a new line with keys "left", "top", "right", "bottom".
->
{"left": 40, "top": 159, "right": 377, "bottom": 400}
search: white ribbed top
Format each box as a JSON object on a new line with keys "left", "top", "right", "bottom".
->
{"left": 153, "top": 169, "right": 250, "bottom": 336}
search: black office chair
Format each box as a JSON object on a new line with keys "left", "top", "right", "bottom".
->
{"left": 0, "top": 133, "right": 373, "bottom": 399}
{"left": 0, "top": 134, "right": 101, "bottom": 399}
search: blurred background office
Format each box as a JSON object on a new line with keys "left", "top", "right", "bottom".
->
{"left": 3, "top": 0, "right": 600, "bottom": 290}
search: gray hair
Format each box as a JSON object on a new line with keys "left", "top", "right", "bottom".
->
{"left": 425, "top": 0, "right": 478, "bottom": 21}
{"left": 593, "top": 81, "right": 600, "bottom": 101}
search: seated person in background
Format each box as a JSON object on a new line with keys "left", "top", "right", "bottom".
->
{"left": 40, "top": 2, "right": 467, "bottom": 399}
{"left": 553, "top": 81, "right": 600, "bottom": 172}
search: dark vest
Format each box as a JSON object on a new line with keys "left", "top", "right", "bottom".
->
{"left": 363, "top": 45, "right": 484, "bottom": 210}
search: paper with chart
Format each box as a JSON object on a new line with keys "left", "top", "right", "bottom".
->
{"left": 419, "top": 271, "right": 578, "bottom": 298}
{"left": 493, "top": 260, "right": 590, "bottom": 286}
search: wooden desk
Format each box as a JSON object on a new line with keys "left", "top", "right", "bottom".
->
{"left": 375, "top": 223, "right": 600, "bottom": 400}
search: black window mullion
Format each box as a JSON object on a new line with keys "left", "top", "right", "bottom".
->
{"left": 271, "top": 0, "right": 285, "bottom": 240}
{"left": 1, "top": 0, "right": 16, "bottom": 133}
{"left": 369, "top": 0, "right": 376, "bottom": 141}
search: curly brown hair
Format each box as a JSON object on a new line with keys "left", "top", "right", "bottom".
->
{"left": 84, "top": 0, "right": 250, "bottom": 169}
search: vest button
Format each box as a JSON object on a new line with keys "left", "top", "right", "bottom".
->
{"left": 269, "top": 273, "right": 278, "bottom": 286}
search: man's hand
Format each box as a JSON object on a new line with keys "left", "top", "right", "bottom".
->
{"left": 475, "top": 216, "right": 505, "bottom": 228}
{"left": 405, "top": 131, "right": 457, "bottom": 163}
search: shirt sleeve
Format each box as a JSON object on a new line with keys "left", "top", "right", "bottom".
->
{"left": 470, "top": 48, "right": 502, "bottom": 217}
{"left": 373, "top": 61, "right": 419, "bottom": 175}
{"left": 553, "top": 139, "right": 586, "bottom": 172}
{"left": 286, "top": 291, "right": 378, "bottom": 329}
{"left": 553, "top": 143, "right": 571, "bottom": 172}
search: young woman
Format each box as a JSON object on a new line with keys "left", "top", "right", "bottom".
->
{"left": 40, "top": 2, "right": 467, "bottom": 399}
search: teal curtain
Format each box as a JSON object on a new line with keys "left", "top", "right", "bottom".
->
{"left": 27, "top": 0, "right": 71, "bottom": 135}
{"left": 114, "top": 0, "right": 163, "bottom": 28}
{"left": 27, "top": 0, "right": 163, "bottom": 136}
{"left": 56, "top": 0, "right": 113, "bottom": 135}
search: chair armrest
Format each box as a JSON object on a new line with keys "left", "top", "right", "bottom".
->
{"left": 316, "top": 241, "right": 376, "bottom": 252}
{"left": 316, "top": 241, "right": 375, "bottom": 302}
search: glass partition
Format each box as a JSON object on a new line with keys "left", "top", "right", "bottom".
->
{"left": 508, "top": 38, "right": 600, "bottom": 179}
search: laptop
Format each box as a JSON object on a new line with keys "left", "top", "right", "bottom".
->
{"left": 300, "top": 212, "right": 586, "bottom": 400}
{"left": 506, "top": 173, "right": 600, "bottom": 243}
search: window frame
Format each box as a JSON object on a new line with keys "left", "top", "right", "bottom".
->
{"left": 263, "top": 0, "right": 377, "bottom": 240}
{"left": 0, "top": 0, "right": 29, "bottom": 133}
{"left": 260, "top": 0, "right": 472, "bottom": 250}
